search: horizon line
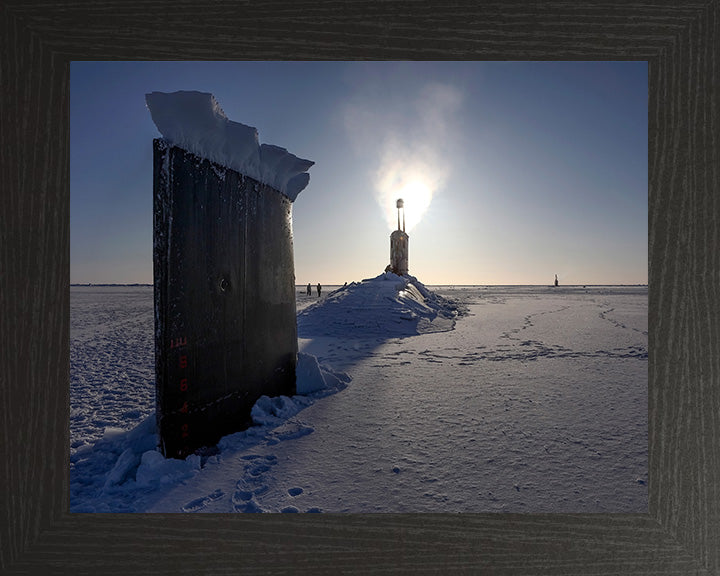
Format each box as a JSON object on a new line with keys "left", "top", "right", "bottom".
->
{"left": 70, "top": 282, "right": 649, "bottom": 287}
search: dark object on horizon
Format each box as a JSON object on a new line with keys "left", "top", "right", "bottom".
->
{"left": 317, "top": 283, "right": 322, "bottom": 297}
{"left": 554, "top": 274, "right": 559, "bottom": 287}
{"left": 306, "top": 283, "right": 311, "bottom": 296}
{"left": 389, "top": 198, "right": 409, "bottom": 275}
{"left": 153, "top": 139, "right": 297, "bottom": 459}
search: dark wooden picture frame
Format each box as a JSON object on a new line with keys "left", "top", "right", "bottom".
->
{"left": 1, "top": 2, "right": 717, "bottom": 574}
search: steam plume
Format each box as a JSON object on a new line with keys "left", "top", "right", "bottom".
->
{"left": 343, "top": 82, "right": 463, "bottom": 232}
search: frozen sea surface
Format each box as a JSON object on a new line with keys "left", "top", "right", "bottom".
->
{"left": 70, "top": 280, "right": 647, "bottom": 513}
{"left": 70, "top": 285, "right": 155, "bottom": 452}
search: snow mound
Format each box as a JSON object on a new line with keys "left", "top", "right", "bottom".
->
{"left": 251, "top": 395, "right": 304, "bottom": 427}
{"left": 135, "top": 449, "right": 201, "bottom": 488}
{"left": 251, "top": 354, "right": 351, "bottom": 426}
{"left": 296, "top": 352, "right": 350, "bottom": 395}
{"left": 145, "top": 91, "right": 313, "bottom": 201}
{"left": 297, "top": 272, "right": 465, "bottom": 338}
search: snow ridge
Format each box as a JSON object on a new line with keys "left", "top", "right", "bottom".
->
{"left": 145, "top": 91, "right": 313, "bottom": 201}
{"left": 298, "top": 272, "right": 465, "bottom": 338}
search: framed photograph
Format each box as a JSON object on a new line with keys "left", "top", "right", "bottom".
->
{"left": 2, "top": 1, "right": 717, "bottom": 574}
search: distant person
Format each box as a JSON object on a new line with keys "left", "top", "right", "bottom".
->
{"left": 554, "top": 274, "right": 558, "bottom": 287}
{"left": 306, "top": 283, "right": 312, "bottom": 296}
{"left": 343, "top": 282, "right": 347, "bottom": 288}
{"left": 317, "top": 283, "right": 322, "bottom": 297}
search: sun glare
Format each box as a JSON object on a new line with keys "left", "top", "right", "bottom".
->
{"left": 397, "top": 180, "right": 432, "bottom": 231}
{"left": 376, "top": 165, "right": 435, "bottom": 233}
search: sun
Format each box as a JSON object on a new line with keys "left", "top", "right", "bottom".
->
{"left": 376, "top": 164, "right": 436, "bottom": 233}
{"left": 396, "top": 180, "right": 432, "bottom": 232}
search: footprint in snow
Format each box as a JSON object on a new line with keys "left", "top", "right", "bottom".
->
{"left": 234, "top": 499, "right": 266, "bottom": 513}
{"left": 248, "top": 463, "right": 271, "bottom": 476}
{"left": 181, "top": 488, "right": 224, "bottom": 513}
{"left": 268, "top": 422, "right": 315, "bottom": 443}
{"left": 231, "top": 454, "right": 279, "bottom": 513}
{"left": 232, "top": 477, "right": 270, "bottom": 512}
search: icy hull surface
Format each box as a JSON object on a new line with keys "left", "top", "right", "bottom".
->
{"left": 70, "top": 284, "right": 647, "bottom": 513}
{"left": 153, "top": 140, "right": 298, "bottom": 458}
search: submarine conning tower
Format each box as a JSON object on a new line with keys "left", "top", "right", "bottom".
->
{"left": 389, "top": 198, "right": 409, "bottom": 276}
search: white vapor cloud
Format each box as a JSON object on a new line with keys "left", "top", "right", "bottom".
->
{"left": 342, "top": 81, "right": 463, "bottom": 232}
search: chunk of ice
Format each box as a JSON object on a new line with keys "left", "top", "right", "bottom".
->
{"left": 145, "top": 90, "right": 313, "bottom": 200}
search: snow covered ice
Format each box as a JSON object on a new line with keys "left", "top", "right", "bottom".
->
{"left": 296, "top": 272, "right": 463, "bottom": 338}
{"left": 145, "top": 90, "right": 313, "bottom": 200}
{"left": 70, "top": 277, "right": 647, "bottom": 513}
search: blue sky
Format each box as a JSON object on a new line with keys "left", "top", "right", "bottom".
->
{"left": 71, "top": 61, "right": 647, "bottom": 285}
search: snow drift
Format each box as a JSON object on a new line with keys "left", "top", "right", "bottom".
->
{"left": 297, "top": 272, "right": 464, "bottom": 338}
{"left": 145, "top": 90, "right": 313, "bottom": 201}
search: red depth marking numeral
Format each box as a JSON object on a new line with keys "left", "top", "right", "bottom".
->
{"left": 175, "top": 337, "right": 190, "bottom": 445}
